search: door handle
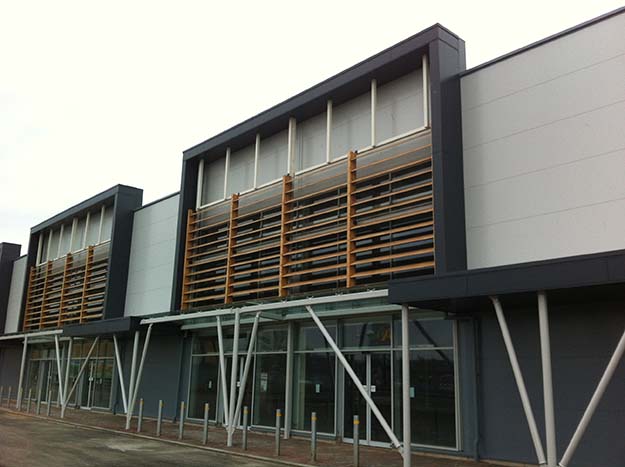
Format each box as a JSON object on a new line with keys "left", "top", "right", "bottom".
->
{"left": 370, "top": 385, "right": 377, "bottom": 393}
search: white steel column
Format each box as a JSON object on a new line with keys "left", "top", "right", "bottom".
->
{"left": 223, "top": 148, "right": 231, "bottom": 199}
{"left": 126, "top": 324, "right": 153, "bottom": 430}
{"left": 401, "top": 305, "right": 412, "bottom": 467}
{"left": 62, "top": 337, "right": 99, "bottom": 418}
{"left": 325, "top": 100, "right": 332, "bottom": 163}
{"left": 559, "top": 326, "right": 625, "bottom": 467}
{"left": 196, "top": 159, "right": 205, "bottom": 209}
{"left": 113, "top": 334, "right": 128, "bottom": 413}
{"left": 287, "top": 117, "right": 296, "bottom": 175}
{"left": 253, "top": 133, "right": 260, "bottom": 189}
{"left": 227, "top": 311, "right": 241, "bottom": 447}
{"left": 216, "top": 316, "right": 230, "bottom": 427}
{"left": 371, "top": 79, "right": 377, "bottom": 146}
{"left": 63, "top": 338, "right": 73, "bottom": 409}
{"left": 230, "top": 312, "right": 261, "bottom": 441}
{"left": 16, "top": 335, "right": 28, "bottom": 409}
{"left": 54, "top": 335, "right": 65, "bottom": 406}
{"left": 284, "top": 320, "right": 294, "bottom": 439}
{"left": 538, "top": 292, "right": 556, "bottom": 467}
{"left": 127, "top": 331, "right": 140, "bottom": 417}
{"left": 490, "top": 296, "right": 546, "bottom": 465}
{"left": 305, "top": 306, "right": 402, "bottom": 451}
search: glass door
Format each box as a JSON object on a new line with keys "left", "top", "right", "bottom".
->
{"left": 189, "top": 355, "right": 220, "bottom": 421}
{"left": 91, "top": 359, "right": 113, "bottom": 409}
{"left": 223, "top": 356, "right": 252, "bottom": 427}
{"left": 343, "top": 352, "right": 392, "bottom": 445}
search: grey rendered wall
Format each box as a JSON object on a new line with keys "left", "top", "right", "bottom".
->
{"left": 462, "top": 12, "right": 625, "bottom": 269}
{"left": 478, "top": 301, "right": 625, "bottom": 467}
{"left": 124, "top": 195, "right": 179, "bottom": 317}
{"left": 4, "top": 257, "right": 27, "bottom": 334}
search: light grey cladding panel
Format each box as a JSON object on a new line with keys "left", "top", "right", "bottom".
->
{"left": 124, "top": 195, "right": 179, "bottom": 317}
{"left": 462, "top": 12, "right": 625, "bottom": 269}
{"left": 257, "top": 129, "right": 288, "bottom": 186}
{"left": 331, "top": 91, "right": 371, "bottom": 158}
{"left": 201, "top": 157, "right": 226, "bottom": 205}
{"left": 296, "top": 111, "right": 326, "bottom": 172}
{"left": 227, "top": 144, "right": 255, "bottom": 195}
{"left": 5, "top": 256, "right": 27, "bottom": 334}
{"left": 461, "top": 12, "right": 625, "bottom": 110}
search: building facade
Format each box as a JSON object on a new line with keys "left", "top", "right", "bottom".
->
{"left": 1, "top": 8, "right": 624, "bottom": 467}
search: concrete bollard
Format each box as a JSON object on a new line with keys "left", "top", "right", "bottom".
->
{"left": 137, "top": 399, "right": 144, "bottom": 433}
{"left": 202, "top": 403, "right": 209, "bottom": 445}
{"left": 242, "top": 406, "right": 249, "bottom": 451}
{"left": 353, "top": 415, "right": 360, "bottom": 467}
{"left": 178, "top": 401, "right": 185, "bottom": 440}
{"left": 46, "top": 390, "right": 52, "bottom": 417}
{"left": 7, "top": 386, "right": 12, "bottom": 408}
{"left": 275, "top": 409, "right": 282, "bottom": 456}
{"left": 311, "top": 412, "right": 317, "bottom": 461}
{"left": 26, "top": 389, "right": 32, "bottom": 413}
{"left": 156, "top": 400, "right": 164, "bottom": 437}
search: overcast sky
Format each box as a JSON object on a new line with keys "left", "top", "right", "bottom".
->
{"left": 1, "top": 0, "right": 623, "bottom": 251}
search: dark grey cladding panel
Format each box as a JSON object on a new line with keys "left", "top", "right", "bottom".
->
{"left": 63, "top": 317, "right": 141, "bottom": 337}
{"left": 0, "top": 243, "right": 22, "bottom": 335}
{"left": 389, "top": 249, "right": 625, "bottom": 306}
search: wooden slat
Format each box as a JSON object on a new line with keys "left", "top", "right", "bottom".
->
{"left": 279, "top": 175, "right": 292, "bottom": 297}
{"left": 224, "top": 194, "right": 239, "bottom": 304}
{"left": 346, "top": 151, "right": 356, "bottom": 287}
{"left": 79, "top": 246, "right": 94, "bottom": 324}
{"left": 180, "top": 209, "right": 194, "bottom": 311}
{"left": 56, "top": 254, "right": 73, "bottom": 327}
{"left": 38, "top": 262, "right": 53, "bottom": 331}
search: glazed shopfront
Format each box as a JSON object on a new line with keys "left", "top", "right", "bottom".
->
{"left": 186, "top": 309, "right": 458, "bottom": 449}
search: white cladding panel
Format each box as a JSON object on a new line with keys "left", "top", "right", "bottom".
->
{"left": 124, "top": 195, "right": 179, "bottom": 317}
{"left": 5, "top": 256, "right": 27, "bottom": 334}
{"left": 462, "top": 12, "right": 625, "bottom": 269}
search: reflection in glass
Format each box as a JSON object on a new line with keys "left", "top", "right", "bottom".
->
{"left": 292, "top": 353, "right": 335, "bottom": 433}
{"left": 253, "top": 354, "right": 286, "bottom": 426}
{"left": 393, "top": 315, "right": 453, "bottom": 348}
{"left": 342, "top": 319, "right": 391, "bottom": 348}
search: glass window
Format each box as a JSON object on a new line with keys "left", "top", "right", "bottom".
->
{"left": 393, "top": 349, "right": 456, "bottom": 447}
{"left": 188, "top": 355, "right": 219, "bottom": 420}
{"left": 85, "top": 210, "right": 101, "bottom": 246}
{"left": 296, "top": 322, "right": 336, "bottom": 351}
{"left": 253, "top": 353, "right": 286, "bottom": 426}
{"left": 100, "top": 206, "right": 114, "bottom": 242}
{"left": 331, "top": 92, "right": 371, "bottom": 158}
{"left": 227, "top": 144, "right": 255, "bottom": 195}
{"left": 47, "top": 229, "right": 60, "bottom": 260}
{"left": 58, "top": 222, "right": 72, "bottom": 257}
{"left": 193, "top": 334, "right": 219, "bottom": 354}
{"left": 393, "top": 316, "right": 453, "bottom": 348}
{"left": 256, "top": 327, "right": 287, "bottom": 352}
{"left": 71, "top": 217, "right": 86, "bottom": 252}
{"left": 342, "top": 318, "right": 391, "bottom": 348}
{"left": 376, "top": 69, "right": 424, "bottom": 143}
{"left": 292, "top": 352, "right": 335, "bottom": 433}
{"left": 201, "top": 157, "right": 226, "bottom": 206}
{"left": 39, "top": 233, "right": 49, "bottom": 264}
{"left": 257, "top": 130, "right": 288, "bottom": 186}
{"left": 296, "top": 112, "right": 326, "bottom": 172}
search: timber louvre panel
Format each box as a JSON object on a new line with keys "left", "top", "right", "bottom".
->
{"left": 23, "top": 242, "right": 110, "bottom": 331}
{"left": 182, "top": 131, "right": 435, "bottom": 310}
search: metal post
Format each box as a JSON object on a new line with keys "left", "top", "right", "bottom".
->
{"left": 137, "top": 398, "right": 144, "bottom": 433}
{"left": 353, "top": 415, "right": 360, "bottom": 467}
{"left": 401, "top": 305, "right": 411, "bottom": 467}
{"left": 305, "top": 305, "right": 401, "bottom": 449}
{"left": 27, "top": 388, "right": 32, "bottom": 413}
{"left": 113, "top": 334, "right": 128, "bottom": 413}
{"left": 63, "top": 338, "right": 73, "bottom": 414}
{"left": 203, "top": 403, "right": 209, "bottom": 445}
{"left": 156, "top": 400, "right": 163, "bottom": 437}
{"left": 0, "top": 387, "right": 3, "bottom": 406}
{"left": 490, "top": 297, "right": 546, "bottom": 465}
{"left": 227, "top": 311, "right": 241, "bottom": 446}
{"left": 275, "top": 409, "right": 282, "bottom": 456}
{"left": 62, "top": 337, "right": 99, "bottom": 418}
{"left": 126, "top": 324, "right": 153, "bottom": 431}
{"left": 284, "top": 321, "right": 294, "bottom": 439}
{"left": 126, "top": 331, "right": 140, "bottom": 428}
{"left": 16, "top": 336, "right": 28, "bottom": 410}
{"left": 7, "top": 386, "right": 12, "bottom": 408}
{"left": 216, "top": 316, "right": 229, "bottom": 427}
{"left": 537, "top": 292, "right": 556, "bottom": 467}
{"left": 178, "top": 401, "right": 185, "bottom": 440}
{"left": 559, "top": 326, "right": 625, "bottom": 467}
{"left": 54, "top": 335, "right": 65, "bottom": 407}
{"left": 242, "top": 406, "right": 249, "bottom": 450}
{"left": 311, "top": 412, "right": 317, "bottom": 461}
{"left": 17, "top": 388, "right": 23, "bottom": 411}
{"left": 230, "top": 312, "right": 261, "bottom": 441}
{"left": 46, "top": 390, "right": 52, "bottom": 416}
{"left": 36, "top": 387, "right": 42, "bottom": 415}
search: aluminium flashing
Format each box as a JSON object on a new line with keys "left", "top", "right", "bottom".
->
{"left": 182, "top": 24, "right": 462, "bottom": 163}
{"left": 134, "top": 191, "right": 180, "bottom": 212}
{"left": 461, "top": 6, "right": 625, "bottom": 77}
